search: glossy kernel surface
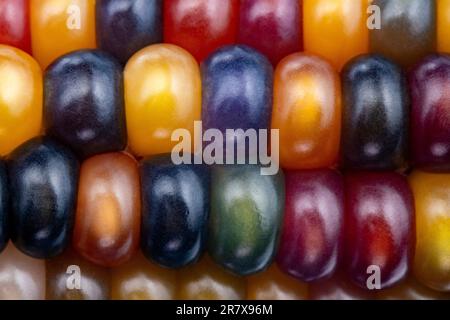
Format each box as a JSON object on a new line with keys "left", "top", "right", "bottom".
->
{"left": 271, "top": 53, "right": 341, "bottom": 169}
{"left": 303, "top": 0, "right": 369, "bottom": 71}
{"left": 164, "top": 0, "right": 238, "bottom": 62}
{"left": 45, "top": 50, "right": 126, "bottom": 159}
{"left": 73, "top": 152, "right": 140, "bottom": 267}
{"left": 0, "top": 0, "right": 31, "bottom": 53}
{"left": 9, "top": 137, "right": 79, "bottom": 259}
{"left": 438, "top": 0, "right": 450, "bottom": 53}
{"left": 247, "top": 264, "right": 308, "bottom": 300}
{"left": 310, "top": 272, "right": 376, "bottom": 300}
{"left": 238, "top": 0, "right": 302, "bottom": 66}
{"left": 410, "top": 171, "right": 450, "bottom": 292}
{"left": 0, "top": 243, "right": 45, "bottom": 300}
{"left": 202, "top": 45, "right": 273, "bottom": 157}
{"left": 0, "top": 161, "right": 8, "bottom": 253}
{"left": 30, "top": 0, "right": 96, "bottom": 69}
{"left": 410, "top": 54, "right": 450, "bottom": 171}
{"left": 124, "top": 44, "right": 201, "bottom": 157}
{"left": 111, "top": 251, "right": 176, "bottom": 300}
{"left": 277, "top": 169, "right": 344, "bottom": 282}
{"left": 345, "top": 172, "right": 415, "bottom": 289}
{"left": 140, "top": 155, "right": 210, "bottom": 269}
{"left": 96, "top": 0, "right": 163, "bottom": 65}
{"left": 0, "top": 45, "right": 42, "bottom": 156}
{"left": 177, "top": 255, "right": 246, "bottom": 300}
{"left": 377, "top": 276, "right": 450, "bottom": 300}
{"left": 370, "top": 0, "right": 436, "bottom": 69}
{"left": 341, "top": 55, "right": 409, "bottom": 170}
{"left": 209, "top": 165, "right": 285, "bottom": 276}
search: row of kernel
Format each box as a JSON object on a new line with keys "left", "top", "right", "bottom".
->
{"left": 1, "top": 157, "right": 450, "bottom": 294}
{"left": 1, "top": 247, "right": 450, "bottom": 299}
{"left": 2, "top": 42, "right": 448, "bottom": 171}
{"left": 2, "top": 1, "right": 450, "bottom": 70}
